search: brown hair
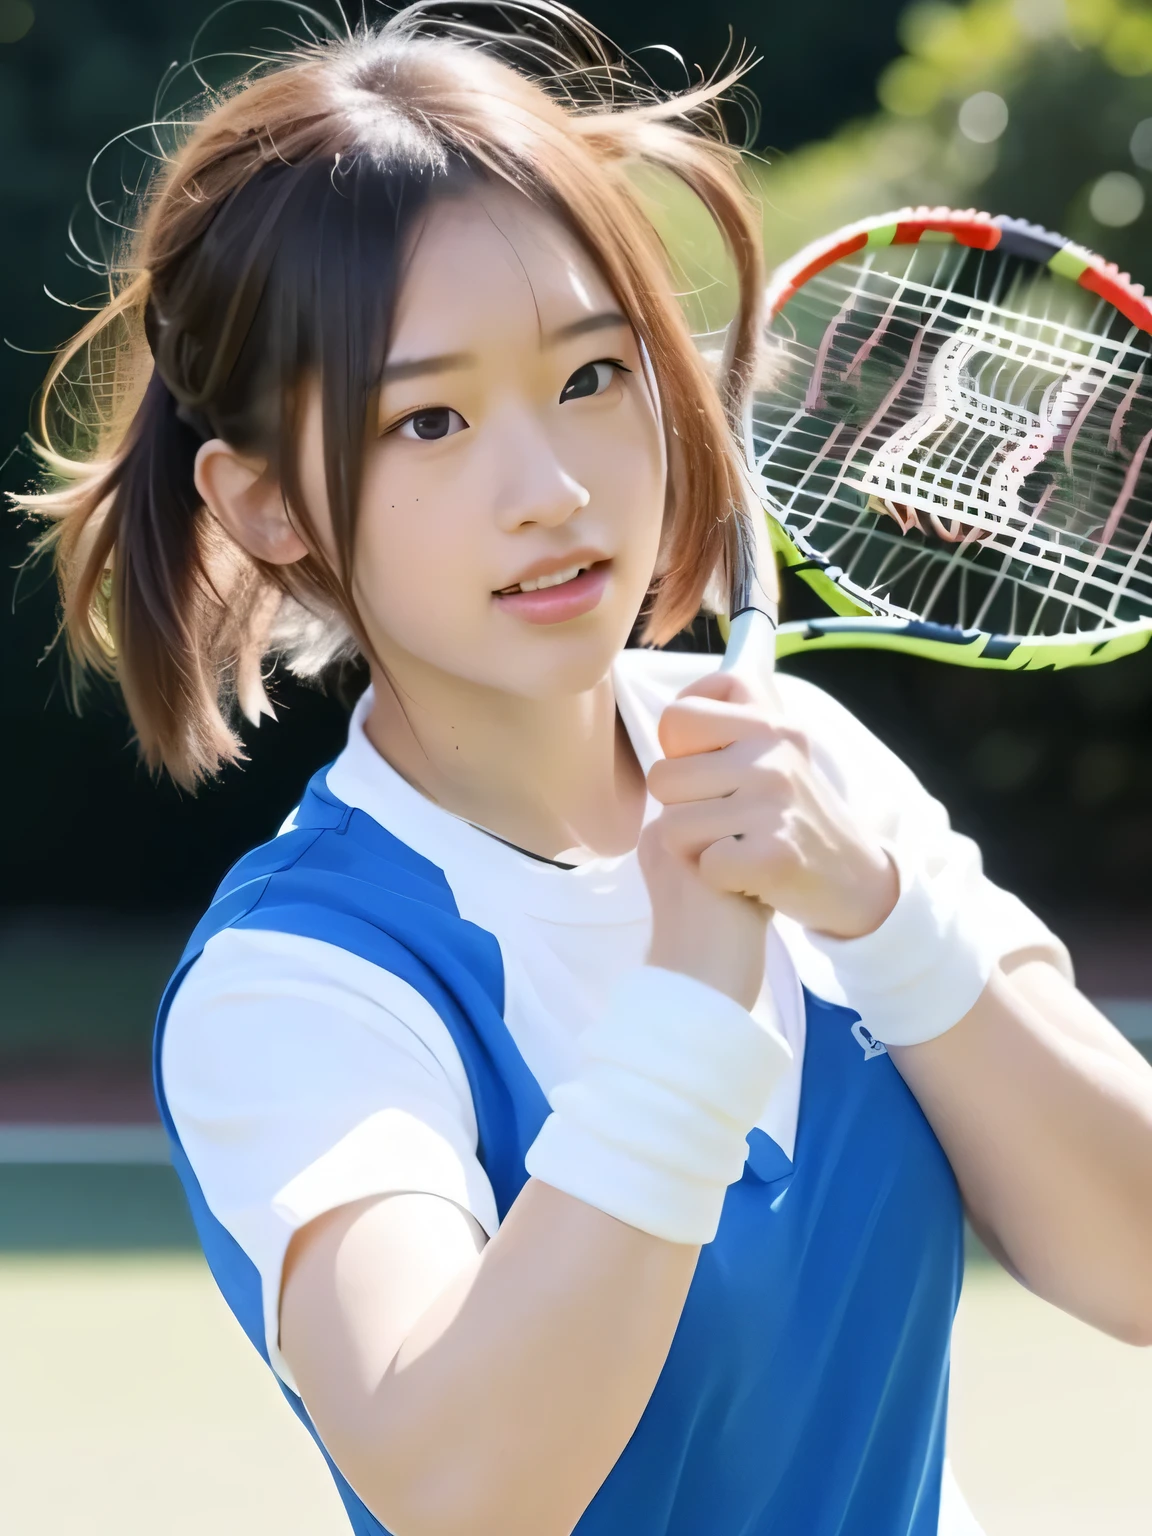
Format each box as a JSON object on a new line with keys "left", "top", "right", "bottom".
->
{"left": 15, "top": 2, "right": 765, "bottom": 786}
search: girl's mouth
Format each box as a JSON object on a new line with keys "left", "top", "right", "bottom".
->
{"left": 492, "top": 560, "right": 611, "bottom": 625}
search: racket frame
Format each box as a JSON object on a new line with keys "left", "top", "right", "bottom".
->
{"left": 766, "top": 208, "right": 1152, "bottom": 335}
{"left": 752, "top": 206, "right": 1152, "bottom": 670}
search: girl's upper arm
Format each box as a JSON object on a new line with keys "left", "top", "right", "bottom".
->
{"left": 280, "top": 1190, "right": 489, "bottom": 1450}
{"left": 160, "top": 924, "right": 499, "bottom": 1387}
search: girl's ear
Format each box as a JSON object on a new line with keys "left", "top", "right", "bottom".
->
{"left": 194, "top": 439, "right": 309, "bottom": 565}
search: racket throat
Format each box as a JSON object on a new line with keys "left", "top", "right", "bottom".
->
{"left": 720, "top": 605, "right": 779, "bottom": 683}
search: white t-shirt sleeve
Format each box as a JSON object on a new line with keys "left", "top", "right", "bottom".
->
{"left": 772, "top": 674, "right": 1073, "bottom": 1002}
{"left": 161, "top": 926, "right": 498, "bottom": 1389}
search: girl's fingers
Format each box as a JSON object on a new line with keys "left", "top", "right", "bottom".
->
{"left": 654, "top": 797, "right": 759, "bottom": 863}
{"left": 648, "top": 733, "right": 811, "bottom": 808}
{"left": 647, "top": 741, "right": 748, "bottom": 805}
{"left": 697, "top": 836, "right": 775, "bottom": 902}
{"left": 656, "top": 693, "right": 765, "bottom": 760}
{"left": 657, "top": 693, "right": 810, "bottom": 766}
{"left": 673, "top": 666, "right": 787, "bottom": 724}
{"left": 653, "top": 794, "right": 796, "bottom": 906}
{"left": 677, "top": 671, "right": 755, "bottom": 704}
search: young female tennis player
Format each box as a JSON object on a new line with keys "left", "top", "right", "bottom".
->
{"left": 21, "top": 5, "right": 1152, "bottom": 1533}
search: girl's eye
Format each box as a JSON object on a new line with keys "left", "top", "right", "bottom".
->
{"left": 559, "top": 359, "right": 628, "bottom": 403}
{"left": 395, "top": 407, "right": 468, "bottom": 441}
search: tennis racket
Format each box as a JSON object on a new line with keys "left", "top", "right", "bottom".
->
{"left": 719, "top": 462, "right": 780, "bottom": 685}
{"left": 747, "top": 207, "right": 1152, "bottom": 672}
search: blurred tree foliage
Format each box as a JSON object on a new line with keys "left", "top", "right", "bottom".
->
{"left": 2, "top": 0, "right": 1152, "bottom": 926}
{"left": 661, "top": 0, "right": 1152, "bottom": 310}
{"left": 765, "top": 0, "right": 1152, "bottom": 278}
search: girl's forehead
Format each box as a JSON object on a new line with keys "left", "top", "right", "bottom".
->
{"left": 390, "top": 186, "right": 618, "bottom": 348}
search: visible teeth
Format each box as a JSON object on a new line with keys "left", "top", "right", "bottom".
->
{"left": 516, "top": 564, "right": 587, "bottom": 593}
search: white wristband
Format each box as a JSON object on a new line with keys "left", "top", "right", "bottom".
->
{"left": 803, "top": 844, "right": 991, "bottom": 1047}
{"left": 524, "top": 966, "right": 792, "bottom": 1246}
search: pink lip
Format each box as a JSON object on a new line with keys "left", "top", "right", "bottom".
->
{"left": 493, "top": 562, "right": 611, "bottom": 625}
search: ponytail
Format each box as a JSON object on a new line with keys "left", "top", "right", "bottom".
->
{"left": 109, "top": 369, "right": 253, "bottom": 783}
{"left": 31, "top": 357, "right": 275, "bottom": 786}
{"left": 15, "top": 2, "right": 770, "bottom": 782}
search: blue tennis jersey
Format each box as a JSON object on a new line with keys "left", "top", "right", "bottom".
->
{"left": 154, "top": 765, "right": 964, "bottom": 1535}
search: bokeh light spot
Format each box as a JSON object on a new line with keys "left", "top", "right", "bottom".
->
{"left": 1088, "top": 171, "right": 1146, "bottom": 228}
{"left": 1104, "top": 12, "right": 1152, "bottom": 77}
{"left": 877, "top": 56, "right": 944, "bottom": 117}
{"left": 0, "top": 0, "right": 33, "bottom": 44}
{"left": 1130, "top": 117, "right": 1152, "bottom": 171}
{"left": 957, "top": 91, "right": 1009, "bottom": 143}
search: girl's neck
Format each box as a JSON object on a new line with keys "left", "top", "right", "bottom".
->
{"left": 362, "top": 659, "right": 647, "bottom": 861}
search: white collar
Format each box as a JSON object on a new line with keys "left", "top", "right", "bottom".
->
{"left": 323, "top": 661, "right": 669, "bottom": 923}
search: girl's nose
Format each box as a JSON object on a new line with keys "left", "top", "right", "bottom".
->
{"left": 492, "top": 412, "right": 591, "bottom": 532}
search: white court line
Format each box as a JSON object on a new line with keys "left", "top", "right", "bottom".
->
{"left": 0, "top": 1125, "right": 170, "bottom": 1166}
{"left": 0, "top": 1001, "right": 1148, "bottom": 1165}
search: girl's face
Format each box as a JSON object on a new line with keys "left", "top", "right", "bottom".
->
{"left": 302, "top": 183, "right": 667, "bottom": 700}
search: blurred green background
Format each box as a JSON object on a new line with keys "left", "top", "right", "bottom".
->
{"left": 2, "top": 5, "right": 1152, "bottom": 1531}
{"left": 5, "top": 0, "right": 1152, "bottom": 1025}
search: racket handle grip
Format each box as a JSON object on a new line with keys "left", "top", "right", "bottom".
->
{"left": 720, "top": 606, "right": 778, "bottom": 691}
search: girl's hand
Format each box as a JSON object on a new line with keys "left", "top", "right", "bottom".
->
{"left": 642, "top": 672, "right": 898, "bottom": 996}
{"left": 639, "top": 811, "right": 771, "bottom": 1010}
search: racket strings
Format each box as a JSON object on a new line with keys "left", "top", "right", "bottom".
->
{"left": 753, "top": 247, "right": 1152, "bottom": 637}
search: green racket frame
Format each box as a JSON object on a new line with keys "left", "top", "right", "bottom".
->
{"left": 747, "top": 207, "right": 1152, "bottom": 671}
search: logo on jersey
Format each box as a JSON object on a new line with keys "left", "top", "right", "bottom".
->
{"left": 851, "top": 1020, "right": 888, "bottom": 1060}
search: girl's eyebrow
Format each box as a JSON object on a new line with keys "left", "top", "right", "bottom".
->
{"left": 381, "top": 351, "right": 475, "bottom": 383}
{"left": 545, "top": 310, "right": 628, "bottom": 345}
{"left": 380, "top": 312, "right": 627, "bottom": 383}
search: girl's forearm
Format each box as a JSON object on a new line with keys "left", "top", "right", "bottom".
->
{"left": 281, "top": 1180, "right": 699, "bottom": 1536}
{"left": 891, "top": 961, "right": 1152, "bottom": 1344}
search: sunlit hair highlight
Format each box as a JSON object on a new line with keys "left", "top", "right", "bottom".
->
{"left": 14, "top": 1, "right": 766, "bottom": 786}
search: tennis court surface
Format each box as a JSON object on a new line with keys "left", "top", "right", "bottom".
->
{"left": 0, "top": 1229, "right": 1149, "bottom": 1534}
